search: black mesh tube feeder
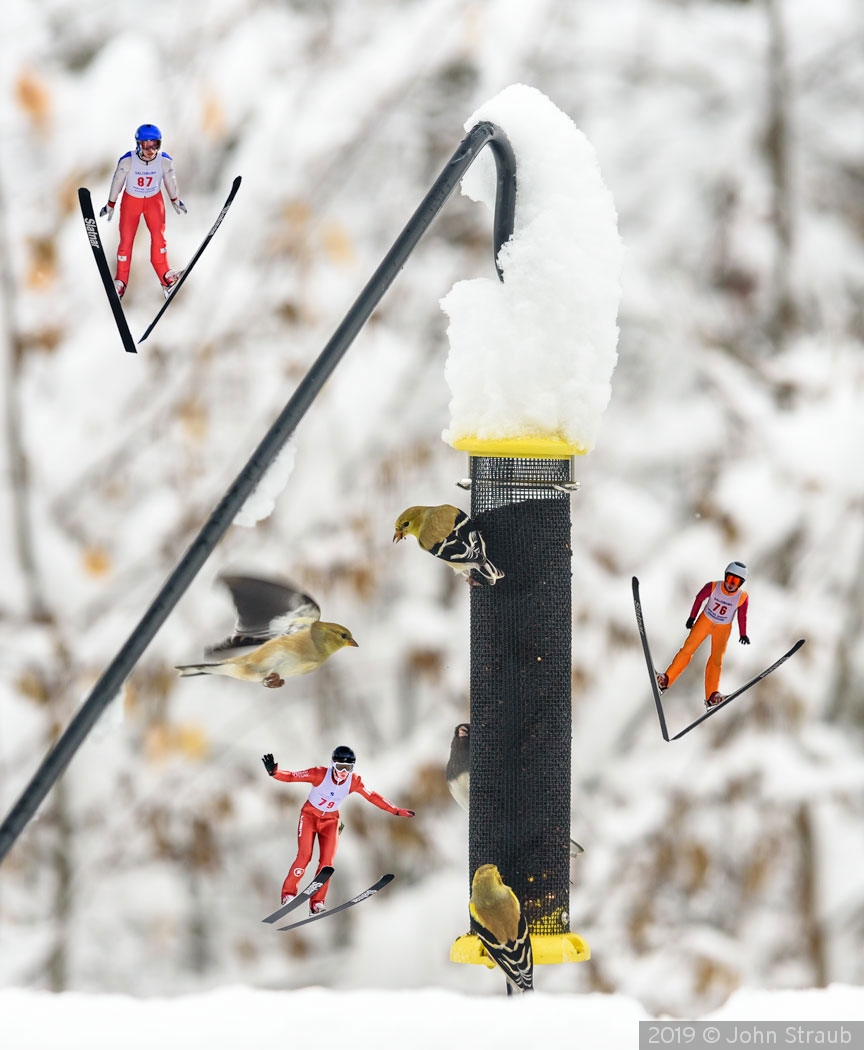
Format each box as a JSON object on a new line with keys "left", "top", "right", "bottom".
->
{"left": 449, "top": 446, "right": 589, "bottom": 969}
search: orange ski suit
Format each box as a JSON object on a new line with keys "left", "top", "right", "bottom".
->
{"left": 664, "top": 580, "right": 749, "bottom": 699}
{"left": 272, "top": 765, "right": 410, "bottom": 907}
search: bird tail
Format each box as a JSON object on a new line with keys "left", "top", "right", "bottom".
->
{"left": 175, "top": 663, "right": 221, "bottom": 677}
{"left": 470, "top": 559, "right": 505, "bottom": 586}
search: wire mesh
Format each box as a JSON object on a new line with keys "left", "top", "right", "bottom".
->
{"left": 468, "top": 456, "right": 572, "bottom": 935}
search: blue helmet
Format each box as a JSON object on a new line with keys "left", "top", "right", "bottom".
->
{"left": 135, "top": 124, "right": 162, "bottom": 142}
{"left": 135, "top": 124, "right": 162, "bottom": 158}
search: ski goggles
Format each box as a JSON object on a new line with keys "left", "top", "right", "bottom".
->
{"left": 139, "top": 140, "right": 160, "bottom": 151}
{"left": 725, "top": 574, "right": 744, "bottom": 587}
{"left": 333, "top": 762, "right": 354, "bottom": 771}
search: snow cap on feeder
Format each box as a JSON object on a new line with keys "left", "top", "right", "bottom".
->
{"left": 441, "top": 84, "right": 624, "bottom": 459}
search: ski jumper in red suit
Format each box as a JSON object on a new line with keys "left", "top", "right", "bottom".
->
{"left": 272, "top": 764, "right": 411, "bottom": 907}
{"left": 663, "top": 580, "right": 749, "bottom": 699}
{"left": 105, "top": 151, "right": 181, "bottom": 288}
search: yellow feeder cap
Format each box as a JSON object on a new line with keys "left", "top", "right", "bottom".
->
{"left": 450, "top": 435, "right": 588, "bottom": 459}
{"left": 450, "top": 931, "right": 590, "bottom": 967}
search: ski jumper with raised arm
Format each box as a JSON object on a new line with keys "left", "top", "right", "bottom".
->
{"left": 664, "top": 581, "right": 749, "bottom": 699}
{"left": 106, "top": 151, "right": 181, "bottom": 287}
{"left": 273, "top": 765, "right": 405, "bottom": 906}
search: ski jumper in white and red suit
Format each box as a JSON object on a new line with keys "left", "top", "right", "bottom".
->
{"left": 272, "top": 765, "right": 411, "bottom": 907}
{"left": 105, "top": 151, "right": 181, "bottom": 288}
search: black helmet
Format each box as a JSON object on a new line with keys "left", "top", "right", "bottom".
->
{"left": 331, "top": 745, "right": 356, "bottom": 765}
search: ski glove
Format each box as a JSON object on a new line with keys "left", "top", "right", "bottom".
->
{"left": 396, "top": 808, "right": 415, "bottom": 818}
{"left": 171, "top": 199, "right": 187, "bottom": 215}
{"left": 99, "top": 202, "right": 115, "bottom": 221}
{"left": 739, "top": 634, "right": 751, "bottom": 645}
{"left": 685, "top": 617, "right": 696, "bottom": 630}
{"left": 262, "top": 753, "right": 277, "bottom": 776}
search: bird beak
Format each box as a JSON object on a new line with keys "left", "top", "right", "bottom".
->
{"left": 346, "top": 638, "right": 359, "bottom": 647}
{"left": 393, "top": 530, "right": 404, "bottom": 543}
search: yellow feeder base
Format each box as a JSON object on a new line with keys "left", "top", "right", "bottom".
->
{"left": 450, "top": 932, "right": 590, "bottom": 967}
{"left": 450, "top": 435, "right": 588, "bottom": 459}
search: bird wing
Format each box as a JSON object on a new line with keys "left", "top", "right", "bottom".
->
{"left": 416, "top": 505, "right": 460, "bottom": 551}
{"left": 470, "top": 907, "right": 534, "bottom": 992}
{"left": 207, "top": 575, "right": 321, "bottom": 654}
{"left": 428, "top": 512, "right": 487, "bottom": 565}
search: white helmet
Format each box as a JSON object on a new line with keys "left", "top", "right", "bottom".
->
{"left": 725, "top": 561, "right": 748, "bottom": 581}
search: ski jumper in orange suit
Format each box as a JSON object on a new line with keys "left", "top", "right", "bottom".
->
{"left": 272, "top": 764, "right": 412, "bottom": 907}
{"left": 105, "top": 150, "right": 182, "bottom": 289}
{"left": 664, "top": 580, "right": 749, "bottom": 700}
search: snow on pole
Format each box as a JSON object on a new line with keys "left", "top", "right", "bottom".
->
{"left": 232, "top": 441, "right": 297, "bottom": 527}
{"left": 442, "top": 83, "right": 623, "bottom": 458}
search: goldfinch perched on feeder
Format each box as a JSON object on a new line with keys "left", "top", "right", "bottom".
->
{"left": 469, "top": 864, "right": 534, "bottom": 995}
{"left": 175, "top": 575, "right": 358, "bottom": 688}
{"left": 392, "top": 504, "right": 504, "bottom": 586}
{"left": 446, "top": 724, "right": 583, "bottom": 856}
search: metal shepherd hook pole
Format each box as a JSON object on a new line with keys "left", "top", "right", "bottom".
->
{"left": 0, "top": 122, "right": 516, "bottom": 866}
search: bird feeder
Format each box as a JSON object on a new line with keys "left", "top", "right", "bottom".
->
{"left": 443, "top": 85, "right": 623, "bottom": 976}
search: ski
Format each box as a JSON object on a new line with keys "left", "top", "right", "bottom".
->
{"left": 78, "top": 188, "right": 138, "bottom": 355}
{"left": 632, "top": 576, "right": 670, "bottom": 741}
{"left": 138, "top": 175, "right": 242, "bottom": 343}
{"left": 670, "top": 638, "right": 805, "bottom": 741}
{"left": 276, "top": 873, "right": 395, "bottom": 932}
{"left": 262, "top": 865, "right": 334, "bottom": 924}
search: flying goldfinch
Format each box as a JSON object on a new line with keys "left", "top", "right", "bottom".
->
{"left": 469, "top": 864, "right": 534, "bottom": 995}
{"left": 393, "top": 505, "right": 504, "bottom": 586}
{"left": 445, "top": 723, "right": 584, "bottom": 856}
{"left": 175, "top": 574, "right": 358, "bottom": 688}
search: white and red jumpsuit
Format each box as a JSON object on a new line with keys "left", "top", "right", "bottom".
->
{"left": 272, "top": 764, "right": 411, "bottom": 907}
{"left": 105, "top": 150, "right": 181, "bottom": 288}
{"left": 664, "top": 580, "right": 749, "bottom": 699}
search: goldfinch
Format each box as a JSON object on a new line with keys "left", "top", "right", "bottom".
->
{"left": 469, "top": 864, "right": 534, "bottom": 994}
{"left": 393, "top": 505, "right": 504, "bottom": 586}
{"left": 445, "top": 723, "right": 584, "bottom": 856}
{"left": 175, "top": 575, "right": 358, "bottom": 688}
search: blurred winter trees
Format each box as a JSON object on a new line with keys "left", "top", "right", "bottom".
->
{"left": 1, "top": 0, "right": 863, "bottom": 1014}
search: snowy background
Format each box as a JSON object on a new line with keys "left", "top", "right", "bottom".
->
{"left": 2, "top": 0, "right": 864, "bottom": 1027}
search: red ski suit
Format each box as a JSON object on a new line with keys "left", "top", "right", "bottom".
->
{"left": 116, "top": 192, "right": 169, "bottom": 286}
{"left": 105, "top": 150, "right": 181, "bottom": 287}
{"left": 273, "top": 765, "right": 408, "bottom": 907}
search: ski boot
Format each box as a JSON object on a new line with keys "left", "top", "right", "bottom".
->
{"left": 280, "top": 892, "right": 295, "bottom": 907}
{"left": 310, "top": 901, "right": 326, "bottom": 916}
{"left": 162, "top": 269, "right": 182, "bottom": 299}
{"left": 114, "top": 279, "right": 126, "bottom": 300}
{"left": 656, "top": 671, "right": 669, "bottom": 692}
{"left": 705, "top": 691, "right": 724, "bottom": 709}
